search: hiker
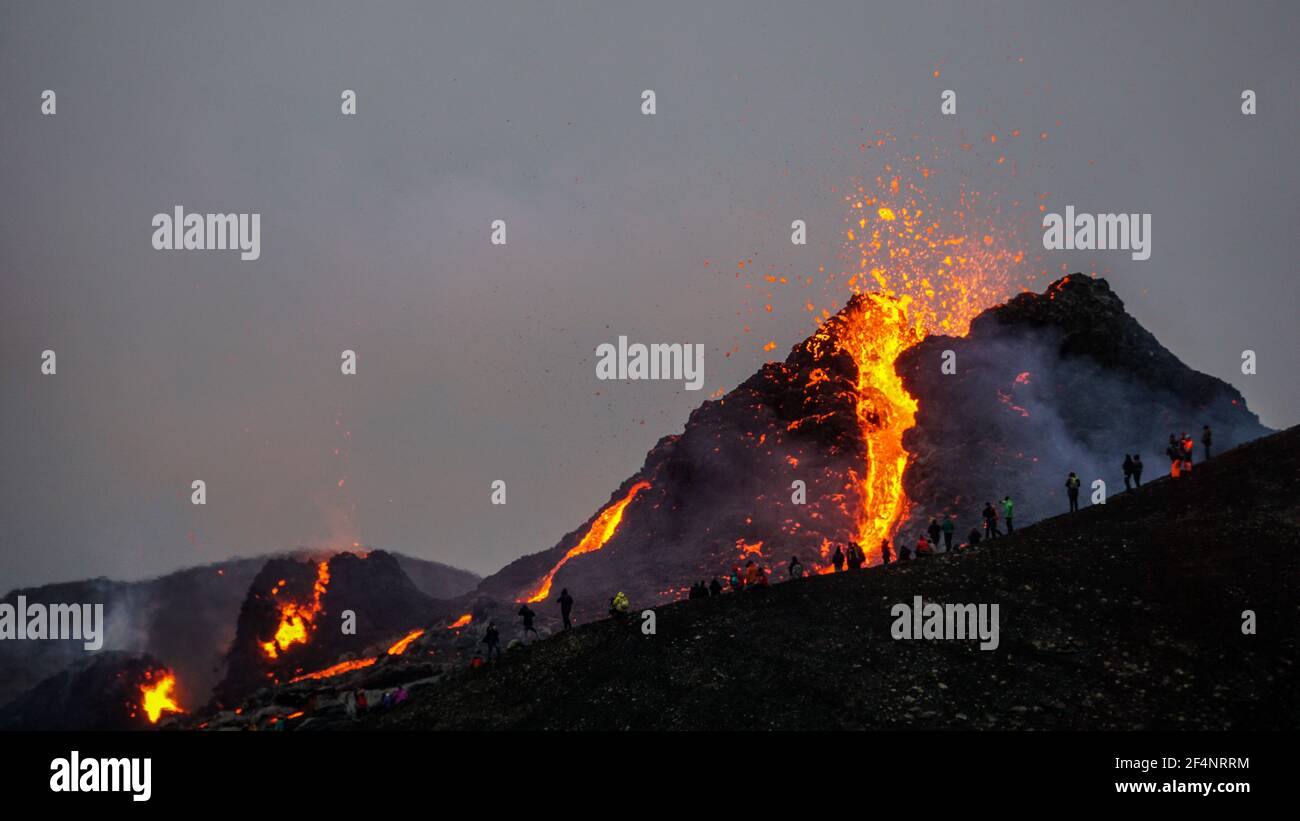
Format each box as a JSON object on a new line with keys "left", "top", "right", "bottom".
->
{"left": 898, "top": 539, "right": 912, "bottom": 561}
{"left": 915, "top": 534, "right": 934, "bottom": 558}
{"left": 709, "top": 577, "right": 722, "bottom": 596}
{"left": 927, "top": 518, "right": 942, "bottom": 548}
{"left": 744, "top": 560, "right": 762, "bottom": 587}
{"left": 609, "top": 590, "right": 630, "bottom": 617}
{"left": 557, "top": 587, "right": 574, "bottom": 631}
{"left": 847, "top": 543, "right": 864, "bottom": 571}
{"left": 982, "top": 502, "right": 1000, "bottom": 539}
{"left": 518, "top": 602, "right": 539, "bottom": 639}
{"left": 1002, "top": 496, "right": 1015, "bottom": 534}
{"left": 757, "top": 566, "right": 770, "bottom": 586}
{"left": 688, "top": 581, "right": 702, "bottom": 600}
{"left": 1123, "top": 454, "right": 1134, "bottom": 490}
{"left": 482, "top": 622, "right": 501, "bottom": 660}
{"left": 832, "top": 544, "right": 846, "bottom": 572}
{"left": 941, "top": 515, "right": 955, "bottom": 552}
{"left": 393, "top": 686, "right": 408, "bottom": 706}
{"left": 880, "top": 539, "right": 892, "bottom": 565}
{"left": 1202, "top": 425, "right": 1213, "bottom": 460}
{"left": 1066, "top": 472, "right": 1081, "bottom": 512}
{"left": 355, "top": 689, "right": 368, "bottom": 712}
{"left": 729, "top": 567, "right": 743, "bottom": 591}
{"left": 1132, "top": 454, "right": 1143, "bottom": 486}
{"left": 1167, "top": 434, "right": 1181, "bottom": 478}
{"left": 1181, "top": 432, "right": 1195, "bottom": 473}
{"left": 788, "top": 555, "right": 804, "bottom": 579}
{"left": 967, "top": 528, "right": 982, "bottom": 548}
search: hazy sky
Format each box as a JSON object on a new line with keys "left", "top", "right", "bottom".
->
{"left": 3, "top": 1, "right": 1297, "bottom": 589}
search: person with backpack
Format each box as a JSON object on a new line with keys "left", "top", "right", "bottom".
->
{"left": 517, "top": 603, "right": 539, "bottom": 639}
{"left": 729, "top": 567, "right": 743, "bottom": 591}
{"left": 557, "top": 588, "right": 574, "bottom": 631}
{"left": 609, "top": 591, "right": 630, "bottom": 617}
{"left": 847, "top": 543, "right": 864, "bottom": 571}
{"left": 941, "top": 516, "right": 955, "bottom": 552}
{"left": 1065, "top": 472, "right": 1081, "bottom": 512}
{"left": 788, "top": 555, "right": 804, "bottom": 579}
{"left": 1001, "top": 496, "right": 1015, "bottom": 534}
{"left": 1181, "top": 432, "right": 1195, "bottom": 473}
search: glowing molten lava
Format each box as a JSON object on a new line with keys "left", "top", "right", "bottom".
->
{"left": 140, "top": 671, "right": 182, "bottom": 724}
{"left": 386, "top": 628, "right": 424, "bottom": 655}
{"left": 289, "top": 657, "right": 376, "bottom": 683}
{"left": 261, "top": 560, "right": 331, "bottom": 659}
{"left": 521, "top": 481, "right": 651, "bottom": 602}
{"left": 448, "top": 613, "right": 473, "bottom": 630}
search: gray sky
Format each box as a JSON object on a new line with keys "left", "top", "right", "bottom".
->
{"left": 2, "top": 1, "right": 1297, "bottom": 589}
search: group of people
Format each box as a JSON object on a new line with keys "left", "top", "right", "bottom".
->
{"left": 688, "top": 578, "right": 724, "bottom": 598}
{"left": 1166, "top": 426, "right": 1212, "bottom": 478}
{"left": 829, "top": 542, "right": 868, "bottom": 572}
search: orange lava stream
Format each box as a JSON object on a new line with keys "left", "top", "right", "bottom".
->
{"left": 447, "top": 613, "right": 473, "bottom": 630}
{"left": 386, "top": 628, "right": 424, "bottom": 655}
{"left": 522, "top": 481, "right": 651, "bottom": 603}
{"left": 288, "top": 657, "right": 377, "bottom": 683}
{"left": 261, "top": 560, "right": 331, "bottom": 659}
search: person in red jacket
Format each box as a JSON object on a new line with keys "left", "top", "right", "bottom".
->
{"left": 915, "top": 534, "right": 934, "bottom": 557}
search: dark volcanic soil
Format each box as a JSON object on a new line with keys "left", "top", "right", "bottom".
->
{"left": 369, "top": 426, "right": 1299, "bottom": 730}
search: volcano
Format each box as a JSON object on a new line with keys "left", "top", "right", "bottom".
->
{"left": 476, "top": 275, "right": 1270, "bottom": 622}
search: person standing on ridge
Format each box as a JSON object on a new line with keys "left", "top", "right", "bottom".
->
{"left": 709, "top": 577, "right": 723, "bottom": 596}
{"left": 927, "top": 518, "right": 942, "bottom": 549}
{"left": 481, "top": 622, "right": 501, "bottom": 661}
{"left": 832, "top": 544, "right": 846, "bottom": 572}
{"left": 517, "top": 603, "right": 539, "bottom": 640}
{"left": 556, "top": 588, "right": 574, "bottom": 631}
{"left": 788, "top": 555, "right": 804, "bottom": 579}
{"left": 1002, "top": 496, "right": 1015, "bottom": 534}
{"left": 1123, "top": 454, "right": 1134, "bottom": 490}
{"left": 941, "top": 515, "right": 955, "bottom": 552}
{"left": 1180, "top": 432, "right": 1195, "bottom": 474}
{"left": 1202, "top": 425, "right": 1213, "bottom": 461}
{"left": 982, "top": 502, "right": 1000, "bottom": 540}
{"left": 1065, "top": 472, "right": 1081, "bottom": 512}
{"left": 1167, "top": 434, "right": 1181, "bottom": 478}
{"left": 880, "top": 539, "right": 892, "bottom": 564}
{"left": 1132, "top": 454, "right": 1143, "bottom": 486}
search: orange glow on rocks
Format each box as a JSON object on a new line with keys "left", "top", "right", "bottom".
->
{"left": 140, "top": 671, "right": 182, "bottom": 724}
{"left": 261, "top": 561, "right": 331, "bottom": 659}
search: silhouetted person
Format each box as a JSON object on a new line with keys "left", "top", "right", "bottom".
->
{"left": 1202, "top": 425, "right": 1213, "bottom": 460}
{"left": 982, "top": 502, "right": 1000, "bottom": 539}
{"left": 880, "top": 539, "right": 892, "bottom": 564}
{"left": 832, "top": 544, "right": 846, "bottom": 572}
{"left": 557, "top": 588, "right": 574, "bottom": 631}
{"left": 1180, "top": 431, "right": 1195, "bottom": 473}
{"left": 968, "top": 528, "right": 982, "bottom": 548}
{"left": 927, "top": 518, "right": 942, "bottom": 548}
{"left": 1132, "top": 454, "right": 1143, "bottom": 486}
{"left": 847, "top": 543, "right": 864, "bottom": 571}
{"left": 898, "top": 540, "right": 912, "bottom": 561}
{"left": 1066, "top": 472, "right": 1081, "bottom": 512}
{"left": 709, "top": 577, "right": 722, "bottom": 596}
{"left": 517, "top": 603, "right": 538, "bottom": 639}
{"left": 482, "top": 622, "right": 501, "bottom": 661}
{"left": 941, "top": 516, "right": 955, "bottom": 552}
{"left": 788, "top": 555, "right": 804, "bottom": 579}
{"left": 1167, "top": 434, "right": 1181, "bottom": 478}
{"left": 1123, "top": 454, "right": 1134, "bottom": 490}
{"left": 915, "top": 534, "right": 934, "bottom": 558}
{"left": 1002, "top": 496, "right": 1015, "bottom": 534}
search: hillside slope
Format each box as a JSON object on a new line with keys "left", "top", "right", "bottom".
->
{"left": 374, "top": 425, "right": 1299, "bottom": 730}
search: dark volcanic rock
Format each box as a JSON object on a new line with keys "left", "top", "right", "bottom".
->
{"left": 0, "top": 652, "right": 176, "bottom": 731}
{"left": 475, "top": 275, "right": 1271, "bottom": 623}
{"left": 370, "top": 426, "right": 1300, "bottom": 731}
{"left": 212, "top": 550, "right": 438, "bottom": 706}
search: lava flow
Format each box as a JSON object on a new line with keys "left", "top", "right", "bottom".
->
{"left": 139, "top": 670, "right": 182, "bottom": 724}
{"left": 521, "top": 481, "right": 652, "bottom": 602}
{"left": 826, "top": 151, "right": 1029, "bottom": 562}
{"left": 261, "top": 560, "right": 331, "bottom": 659}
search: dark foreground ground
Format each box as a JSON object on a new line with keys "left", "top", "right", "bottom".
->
{"left": 368, "top": 427, "right": 1299, "bottom": 730}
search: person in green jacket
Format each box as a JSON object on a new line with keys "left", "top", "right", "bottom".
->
{"left": 941, "top": 515, "right": 955, "bottom": 552}
{"left": 1001, "top": 496, "right": 1015, "bottom": 533}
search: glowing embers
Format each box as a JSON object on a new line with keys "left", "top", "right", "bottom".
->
{"left": 261, "top": 561, "right": 331, "bottom": 659}
{"left": 520, "top": 481, "right": 652, "bottom": 603}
